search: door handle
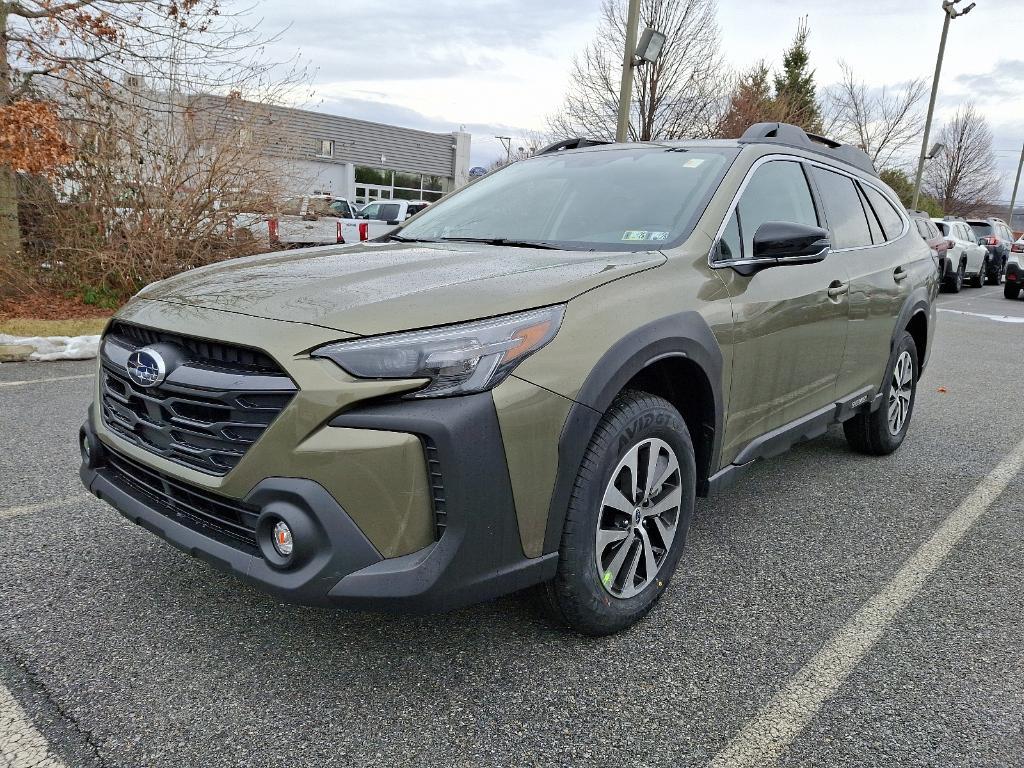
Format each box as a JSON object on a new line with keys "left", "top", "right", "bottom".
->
{"left": 893, "top": 266, "right": 909, "bottom": 282}
{"left": 827, "top": 281, "right": 849, "bottom": 298}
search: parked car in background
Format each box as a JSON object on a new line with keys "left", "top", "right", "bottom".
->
{"left": 968, "top": 218, "right": 1014, "bottom": 285}
{"left": 933, "top": 216, "right": 987, "bottom": 290}
{"left": 356, "top": 199, "right": 431, "bottom": 239}
{"left": 1004, "top": 239, "right": 1024, "bottom": 299}
{"left": 907, "top": 210, "right": 948, "bottom": 279}
{"left": 230, "top": 195, "right": 366, "bottom": 248}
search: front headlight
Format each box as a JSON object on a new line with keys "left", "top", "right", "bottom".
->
{"left": 312, "top": 305, "right": 565, "bottom": 398}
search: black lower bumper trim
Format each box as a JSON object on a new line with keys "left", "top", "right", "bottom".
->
{"left": 83, "top": 393, "right": 557, "bottom": 612}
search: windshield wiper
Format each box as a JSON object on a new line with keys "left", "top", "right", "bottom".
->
{"left": 439, "top": 237, "right": 562, "bottom": 250}
{"left": 388, "top": 234, "right": 442, "bottom": 243}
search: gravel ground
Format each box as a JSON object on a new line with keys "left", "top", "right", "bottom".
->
{"left": 1, "top": 286, "right": 1022, "bottom": 767}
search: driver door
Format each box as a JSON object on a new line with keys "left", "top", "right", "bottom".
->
{"left": 714, "top": 159, "right": 850, "bottom": 464}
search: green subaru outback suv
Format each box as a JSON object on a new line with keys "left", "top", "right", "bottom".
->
{"left": 80, "top": 123, "right": 938, "bottom": 635}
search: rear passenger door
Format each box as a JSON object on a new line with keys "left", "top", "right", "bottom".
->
{"left": 813, "top": 168, "right": 914, "bottom": 399}
{"left": 714, "top": 159, "right": 851, "bottom": 462}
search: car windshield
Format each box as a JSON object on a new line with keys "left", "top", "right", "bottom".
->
{"left": 970, "top": 222, "right": 994, "bottom": 237}
{"left": 397, "top": 146, "right": 737, "bottom": 250}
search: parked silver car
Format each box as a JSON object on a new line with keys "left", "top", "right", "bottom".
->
{"left": 933, "top": 217, "right": 988, "bottom": 290}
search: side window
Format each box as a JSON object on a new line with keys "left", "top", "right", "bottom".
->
{"left": 856, "top": 184, "right": 884, "bottom": 244}
{"left": 811, "top": 168, "right": 872, "bottom": 249}
{"left": 361, "top": 203, "right": 381, "bottom": 219}
{"left": 914, "top": 219, "right": 929, "bottom": 239}
{"left": 718, "top": 210, "right": 742, "bottom": 260}
{"left": 862, "top": 186, "right": 904, "bottom": 240}
{"left": 736, "top": 160, "right": 818, "bottom": 258}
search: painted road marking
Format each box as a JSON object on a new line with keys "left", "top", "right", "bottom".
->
{"left": 707, "top": 436, "right": 1024, "bottom": 768}
{"left": 0, "top": 683, "right": 68, "bottom": 768}
{"left": 0, "top": 375, "right": 93, "bottom": 389}
{"left": 0, "top": 497, "right": 92, "bottom": 522}
{"left": 938, "top": 308, "right": 1024, "bottom": 324}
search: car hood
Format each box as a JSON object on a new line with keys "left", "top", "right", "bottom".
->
{"left": 138, "top": 241, "right": 665, "bottom": 336}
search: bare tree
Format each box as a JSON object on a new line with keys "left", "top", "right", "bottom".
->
{"left": 549, "top": 0, "right": 727, "bottom": 142}
{"left": 924, "top": 103, "right": 1001, "bottom": 214}
{"left": 823, "top": 61, "right": 927, "bottom": 169}
{"left": 1, "top": 0, "right": 303, "bottom": 296}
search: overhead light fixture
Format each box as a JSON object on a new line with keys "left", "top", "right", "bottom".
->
{"left": 926, "top": 142, "right": 945, "bottom": 159}
{"left": 635, "top": 27, "right": 667, "bottom": 65}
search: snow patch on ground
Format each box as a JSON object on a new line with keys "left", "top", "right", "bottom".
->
{"left": 0, "top": 334, "right": 101, "bottom": 361}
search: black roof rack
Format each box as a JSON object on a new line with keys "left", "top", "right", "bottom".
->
{"left": 738, "top": 122, "right": 878, "bottom": 177}
{"left": 536, "top": 137, "right": 613, "bottom": 155}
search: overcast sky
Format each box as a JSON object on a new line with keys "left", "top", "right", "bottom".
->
{"left": 256, "top": 0, "right": 1024, "bottom": 198}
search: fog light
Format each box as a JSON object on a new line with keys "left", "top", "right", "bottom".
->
{"left": 271, "top": 520, "right": 293, "bottom": 557}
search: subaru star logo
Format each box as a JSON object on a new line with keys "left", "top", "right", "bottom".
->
{"left": 126, "top": 347, "right": 167, "bottom": 388}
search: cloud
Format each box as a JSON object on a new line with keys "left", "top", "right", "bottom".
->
{"left": 259, "top": 0, "right": 593, "bottom": 83}
{"left": 956, "top": 59, "right": 1024, "bottom": 100}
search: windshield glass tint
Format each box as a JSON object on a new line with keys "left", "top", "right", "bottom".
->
{"left": 398, "top": 147, "right": 736, "bottom": 250}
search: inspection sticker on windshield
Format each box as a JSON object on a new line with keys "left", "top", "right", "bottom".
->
{"left": 622, "top": 230, "right": 669, "bottom": 242}
{"left": 683, "top": 158, "right": 705, "bottom": 168}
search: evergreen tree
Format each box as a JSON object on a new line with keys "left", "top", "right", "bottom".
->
{"left": 773, "top": 17, "right": 821, "bottom": 132}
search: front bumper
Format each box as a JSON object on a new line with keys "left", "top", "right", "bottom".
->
{"left": 80, "top": 391, "right": 557, "bottom": 613}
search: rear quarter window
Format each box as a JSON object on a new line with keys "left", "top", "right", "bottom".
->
{"left": 812, "top": 167, "right": 872, "bottom": 249}
{"left": 861, "top": 186, "right": 904, "bottom": 241}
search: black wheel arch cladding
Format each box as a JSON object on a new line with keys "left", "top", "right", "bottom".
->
{"left": 541, "top": 310, "right": 724, "bottom": 555}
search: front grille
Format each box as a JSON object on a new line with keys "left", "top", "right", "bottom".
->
{"left": 99, "top": 323, "right": 297, "bottom": 475}
{"left": 105, "top": 447, "right": 259, "bottom": 552}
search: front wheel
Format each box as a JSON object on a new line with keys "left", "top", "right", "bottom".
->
{"left": 947, "top": 263, "right": 964, "bottom": 293}
{"left": 542, "top": 390, "right": 695, "bottom": 636}
{"left": 843, "top": 331, "right": 919, "bottom": 456}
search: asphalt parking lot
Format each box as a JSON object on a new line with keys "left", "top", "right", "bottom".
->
{"left": 2, "top": 286, "right": 1023, "bottom": 768}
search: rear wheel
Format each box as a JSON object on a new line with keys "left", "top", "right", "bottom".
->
{"left": 844, "top": 331, "right": 918, "bottom": 456}
{"left": 1004, "top": 283, "right": 1021, "bottom": 300}
{"left": 946, "top": 263, "right": 964, "bottom": 293}
{"left": 971, "top": 262, "right": 986, "bottom": 288}
{"left": 542, "top": 390, "right": 695, "bottom": 636}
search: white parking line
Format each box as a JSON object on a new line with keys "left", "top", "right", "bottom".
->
{"left": 938, "top": 308, "right": 1024, "bottom": 324}
{"left": 0, "top": 375, "right": 93, "bottom": 389}
{"left": 0, "top": 683, "right": 68, "bottom": 768}
{"left": 707, "top": 436, "right": 1024, "bottom": 768}
{"left": 0, "top": 496, "right": 91, "bottom": 521}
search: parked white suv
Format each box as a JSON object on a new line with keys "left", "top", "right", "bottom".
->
{"left": 933, "top": 217, "right": 987, "bottom": 291}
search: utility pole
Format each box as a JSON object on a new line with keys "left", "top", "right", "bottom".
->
{"left": 912, "top": 0, "right": 976, "bottom": 209}
{"left": 615, "top": 0, "right": 642, "bottom": 143}
{"left": 1008, "top": 142, "right": 1024, "bottom": 230}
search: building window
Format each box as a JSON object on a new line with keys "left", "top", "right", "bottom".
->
{"left": 316, "top": 139, "right": 334, "bottom": 158}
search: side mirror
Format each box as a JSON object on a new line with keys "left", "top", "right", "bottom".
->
{"left": 752, "top": 221, "right": 830, "bottom": 261}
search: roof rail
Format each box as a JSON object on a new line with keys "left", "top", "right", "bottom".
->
{"left": 738, "top": 122, "right": 878, "bottom": 177}
{"left": 536, "top": 137, "right": 612, "bottom": 155}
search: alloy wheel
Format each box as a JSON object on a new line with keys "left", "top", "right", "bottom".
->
{"left": 888, "top": 350, "right": 913, "bottom": 436}
{"left": 595, "top": 438, "right": 681, "bottom": 599}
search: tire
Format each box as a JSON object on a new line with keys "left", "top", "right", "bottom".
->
{"left": 843, "top": 331, "right": 919, "bottom": 456}
{"left": 1004, "top": 283, "right": 1021, "bottom": 300}
{"left": 542, "top": 390, "right": 695, "bottom": 636}
{"left": 971, "top": 262, "right": 986, "bottom": 288}
{"left": 949, "top": 263, "right": 964, "bottom": 293}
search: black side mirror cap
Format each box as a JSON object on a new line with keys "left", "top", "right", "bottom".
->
{"left": 752, "top": 221, "right": 831, "bottom": 260}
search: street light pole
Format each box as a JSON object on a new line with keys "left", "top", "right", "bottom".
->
{"left": 615, "top": 0, "right": 642, "bottom": 143}
{"left": 912, "top": 0, "right": 975, "bottom": 209}
{"left": 1008, "top": 142, "right": 1024, "bottom": 229}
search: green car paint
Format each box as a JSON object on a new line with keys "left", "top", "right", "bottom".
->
{"left": 82, "top": 136, "right": 938, "bottom": 609}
